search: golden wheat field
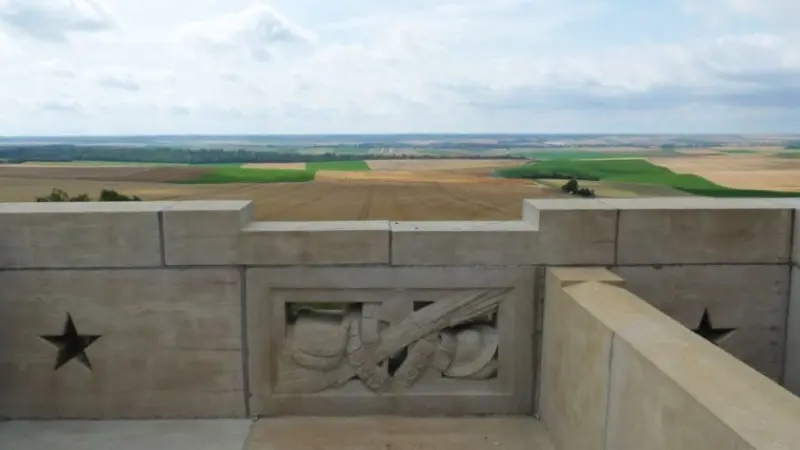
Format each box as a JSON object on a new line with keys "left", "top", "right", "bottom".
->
{"left": 0, "top": 161, "right": 557, "bottom": 220}
{"left": 649, "top": 154, "right": 800, "bottom": 192}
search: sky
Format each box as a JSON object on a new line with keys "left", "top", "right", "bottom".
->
{"left": 0, "top": 0, "right": 798, "bottom": 135}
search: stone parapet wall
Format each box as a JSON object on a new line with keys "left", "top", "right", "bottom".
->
{"left": 539, "top": 267, "right": 800, "bottom": 450}
{"left": 0, "top": 198, "right": 799, "bottom": 419}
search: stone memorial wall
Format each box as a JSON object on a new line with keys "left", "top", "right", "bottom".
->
{"left": 0, "top": 198, "right": 798, "bottom": 419}
{"left": 540, "top": 267, "right": 800, "bottom": 450}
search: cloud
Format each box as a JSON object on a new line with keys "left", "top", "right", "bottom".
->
{"left": 177, "top": 3, "right": 317, "bottom": 61}
{"left": 38, "top": 97, "right": 83, "bottom": 113}
{"left": 681, "top": 0, "right": 800, "bottom": 23}
{"left": 425, "top": 32, "right": 800, "bottom": 117}
{"left": 0, "top": 0, "right": 113, "bottom": 42}
{"left": 0, "top": 0, "right": 798, "bottom": 134}
{"left": 87, "top": 66, "right": 175, "bottom": 91}
{"left": 37, "top": 58, "right": 76, "bottom": 78}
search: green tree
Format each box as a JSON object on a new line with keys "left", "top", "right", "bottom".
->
{"left": 35, "top": 188, "right": 141, "bottom": 202}
{"left": 99, "top": 189, "right": 142, "bottom": 201}
{"left": 36, "top": 188, "right": 92, "bottom": 202}
{"left": 561, "top": 178, "right": 579, "bottom": 194}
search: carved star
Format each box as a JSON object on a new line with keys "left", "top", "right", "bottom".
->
{"left": 692, "top": 308, "right": 735, "bottom": 345}
{"left": 41, "top": 313, "right": 101, "bottom": 371}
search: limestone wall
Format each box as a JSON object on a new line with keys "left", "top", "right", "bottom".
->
{"left": 539, "top": 267, "right": 800, "bottom": 450}
{"left": 0, "top": 198, "right": 799, "bottom": 419}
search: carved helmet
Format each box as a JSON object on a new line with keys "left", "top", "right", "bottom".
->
{"left": 441, "top": 325, "right": 498, "bottom": 378}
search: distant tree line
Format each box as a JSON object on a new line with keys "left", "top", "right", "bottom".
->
{"left": 786, "top": 142, "right": 800, "bottom": 149}
{"left": 36, "top": 188, "right": 142, "bottom": 202}
{"left": 0, "top": 145, "right": 529, "bottom": 164}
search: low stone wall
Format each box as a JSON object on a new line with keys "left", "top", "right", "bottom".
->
{"left": 1, "top": 198, "right": 799, "bottom": 419}
{"left": 539, "top": 267, "right": 800, "bottom": 450}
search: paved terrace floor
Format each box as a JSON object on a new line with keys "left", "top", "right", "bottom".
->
{"left": 0, "top": 417, "right": 554, "bottom": 450}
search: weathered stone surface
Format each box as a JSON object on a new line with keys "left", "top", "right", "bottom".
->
{"left": 244, "top": 417, "right": 555, "bottom": 450}
{"left": 390, "top": 221, "right": 537, "bottom": 265}
{"left": 0, "top": 202, "right": 170, "bottom": 268}
{"left": 604, "top": 291, "right": 800, "bottom": 450}
{"left": 606, "top": 335, "right": 761, "bottom": 450}
{"left": 163, "top": 201, "right": 390, "bottom": 266}
{"left": 786, "top": 266, "right": 800, "bottom": 395}
{"left": 614, "top": 265, "right": 789, "bottom": 380}
{"left": 0, "top": 269, "right": 244, "bottom": 419}
{"left": 0, "top": 420, "right": 254, "bottom": 450}
{"left": 539, "top": 269, "right": 622, "bottom": 450}
{"left": 246, "top": 266, "right": 534, "bottom": 416}
{"left": 240, "top": 221, "right": 390, "bottom": 265}
{"left": 606, "top": 198, "right": 792, "bottom": 264}
{"left": 548, "top": 277, "right": 800, "bottom": 450}
{"left": 764, "top": 198, "right": 800, "bottom": 264}
{"left": 523, "top": 199, "right": 617, "bottom": 265}
{"left": 162, "top": 201, "right": 253, "bottom": 266}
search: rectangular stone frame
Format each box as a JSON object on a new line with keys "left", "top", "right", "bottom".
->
{"left": 246, "top": 266, "right": 535, "bottom": 416}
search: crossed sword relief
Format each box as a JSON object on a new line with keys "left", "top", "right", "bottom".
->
{"left": 279, "top": 288, "right": 508, "bottom": 394}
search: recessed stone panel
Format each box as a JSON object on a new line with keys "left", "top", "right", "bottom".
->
{"left": 246, "top": 267, "right": 535, "bottom": 416}
{"left": 0, "top": 268, "right": 244, "bottom": 419}
{"left": 613, "top": 265, "right": 789, "bottom": 380}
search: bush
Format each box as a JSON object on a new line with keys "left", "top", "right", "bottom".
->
{"left": 35, "top": 188, "right": 141, "bottom": 202}
{"left": 561, "top": 178, "right": 579, "bottom": 193}
{"left": 99, "top": 189, "right": 141, "bottom": 201}
{"left": 36, "top": 188, "right": 92, "bottom": 202}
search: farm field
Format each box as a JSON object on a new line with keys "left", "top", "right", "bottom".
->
{"left": 498, "top": 157, "right": 800, "bottom": 197}
{"left": 0, "top": 176, "right": 555, "bottom": 220}
{"left": 4, "top": 151, "right": 800, "bottom": 220}
{"left": 648, "top": 154, "right": 800, "bottom": 192}
{"left": 364, "top": 159, "right": 523, "bottom": 171}
{"left": 0, "top": 159, "right": 558, "bottom": 220}
{"left": 307, "top": 160, "right": 372, "bottom": 171}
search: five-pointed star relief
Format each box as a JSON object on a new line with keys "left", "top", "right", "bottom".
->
{"left": 41, "top": 313, "right": 101, "bottom": 371}
{"left": 691, "top": 308, "right": 735, "bottom": 345}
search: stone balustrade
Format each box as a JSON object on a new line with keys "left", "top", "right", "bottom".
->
{"left": 540, "top": 267, "right": 800, "bottom": 450}
{"left": 0, "top": 198, "right": 798, "bottom": 422}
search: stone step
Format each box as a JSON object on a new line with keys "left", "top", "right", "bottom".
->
{"left": 0, "top": 417, "right": 555, "bottom": 450}
{"left": 243, "top": 417, "right": 555, "bottom": 450}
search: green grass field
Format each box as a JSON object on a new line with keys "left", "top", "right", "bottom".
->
{"left": 176, "top": 167, "right": 315, "bottom": 184}
{"left": 719, "top": 149, "right": 757, "bottom": 154}
{"left": 519, "top": 150, "right": 659, "bottom": 160}
{"left": 498, "top": 158, "right": 800, "bottom": 197}
{"left": 306, "top": 160, "right": 371, "bottom": 171}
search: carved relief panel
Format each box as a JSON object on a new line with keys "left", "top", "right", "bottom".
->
{"left": 247, "top": 267, "right": 535, "bottom": 416}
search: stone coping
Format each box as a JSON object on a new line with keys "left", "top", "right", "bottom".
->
{"left": 0, "top": 198, "right": 798, "bottom": 267}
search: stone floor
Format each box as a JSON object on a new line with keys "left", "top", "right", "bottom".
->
{"left": 0, "top": 417, "right": 555, "bottom": 450}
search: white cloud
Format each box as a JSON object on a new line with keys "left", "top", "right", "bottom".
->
{"left": 0, "top": 0, "right": 797, "bottom": 134}
{"left": 88, "top": 66, "right": 174, "bottom": 91}
{"left": 681, "top": 0, "right": 800, "bottom": 23}
{"left": 37, "top": 58, "right": 77, "bottom": 78}
{"left": 0, "top": 0, "right": 114, "bottom": 42}
{"left": 177, "top": 3, "right": 317, "bottom": 61}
